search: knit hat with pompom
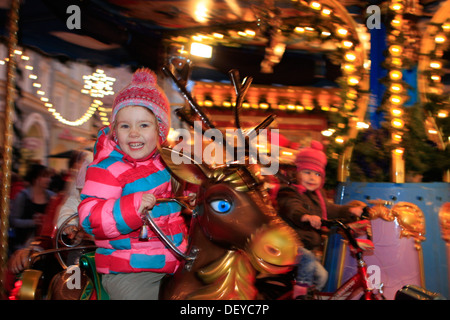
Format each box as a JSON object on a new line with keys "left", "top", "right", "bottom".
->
{"left": 295, "top": 140, "right": 327, "bottom": 177}
{"left": 111, "top": 68, "right": 170, "bottom": 144}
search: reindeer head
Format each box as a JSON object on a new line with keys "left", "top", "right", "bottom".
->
{"left": 160, "top": 66, "right": 299, "bottom": 275}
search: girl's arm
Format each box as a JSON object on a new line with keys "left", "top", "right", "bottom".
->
{"left": 56, "top": 194, "right": 80, "bottom": 228}
{"left": 78, "top": 165, "right": 145, "bottom": 240}
{"left": 277, "top": 187, "right": 310, "bottom": 226}
{"left": 324, "top": 196, "right": 358, "bottom": 222}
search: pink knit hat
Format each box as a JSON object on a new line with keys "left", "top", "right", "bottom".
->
{"left": 111, "top": 68, "right": 170, "bottom": 144}
{"left": 295, "top": 140, "right": 327, "bottom": 177}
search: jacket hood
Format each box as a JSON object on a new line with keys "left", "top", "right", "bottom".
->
{"left": 93, "top": 126, "right": 117, "bottom": 162}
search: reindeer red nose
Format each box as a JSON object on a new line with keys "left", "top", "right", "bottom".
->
{"left": 263, "top": 243, "right": 281, "bottom": 257}
{"left": 248, "top": 223, "right": 299, "bottom": 274}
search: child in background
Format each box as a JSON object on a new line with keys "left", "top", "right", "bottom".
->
{"left": 276, "top": 140, "right": 364, "bottom": 299}
{"left": 78, "top": 68, "right": 192, "bottom": 300}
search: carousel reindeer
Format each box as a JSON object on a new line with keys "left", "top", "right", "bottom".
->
{"left": 149, "top": 67, "right": 300, "bottom": 299}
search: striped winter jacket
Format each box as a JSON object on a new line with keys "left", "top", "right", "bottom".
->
{"left": 78, "top": 126, "right": 188, "bottom": 274}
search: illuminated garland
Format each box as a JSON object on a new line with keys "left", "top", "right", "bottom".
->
{"left": 418, "top": 11, "right": 450, "bottom": 150}
{"left": 1, "top": 49, "right": 111, "bottom": 127}
{"left": 380, "top": 0, "right": 411, "bottom": 160}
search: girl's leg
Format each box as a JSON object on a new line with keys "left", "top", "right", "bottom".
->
{"left": 296, "top": 247, "right": 316, "bottom": 286}
{"left": 102, "top": 272, "right": 165, "bottom": 300}
{"left": 313, "top": 260, "right": 328, "bottom": 291}
{"left": 293, "top": 247, "right": 316, "bottom": 299}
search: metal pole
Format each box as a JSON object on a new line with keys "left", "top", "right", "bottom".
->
{"left": 0, "top": 0, "right": 20, "bottom": 297}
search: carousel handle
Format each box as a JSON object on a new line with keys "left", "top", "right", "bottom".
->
{"left": 141, "top": 197, "right": 198, "bottom": 270}
{"left": 55, "top": 212, "right": 96, "bottom": 269}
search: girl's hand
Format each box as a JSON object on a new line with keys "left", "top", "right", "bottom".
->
{"left": 349, "top": 206, "right": 364, "bottom": 217}
{"left": 301, "top": 214, "right": 322, "bottom": 229}
{"left": 139, "top": 193, "right": 157, "bottom": 214}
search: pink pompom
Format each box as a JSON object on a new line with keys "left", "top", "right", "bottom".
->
{"left": 311, "top": 140, "right": 323, "bottom": 151}
{"left": 310, "top": 140, "right": 324, "bottom": 151}
{"left": 132, "top": 68, "right": 157, "bottom": 85}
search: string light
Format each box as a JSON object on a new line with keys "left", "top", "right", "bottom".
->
{"left": 1, "top": 49, "right": 111, "bottom": 127}
{"left": 165, "top": 0, "right": 368, "bottom": 147}
{"left": 418, "top": 16, "right": 450, "bottom": 150}
{"left": 310, "top": 1, "right": 321, "bottom": 10}
{"left": 82, "top": 69, "right": 116, "bottom": 98}
{"left": 382, "top": 0, "right": 411, "bottom": 160}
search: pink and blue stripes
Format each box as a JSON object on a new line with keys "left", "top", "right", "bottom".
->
{"left": 78, "top": 126, "right": 187, "bottom": 274}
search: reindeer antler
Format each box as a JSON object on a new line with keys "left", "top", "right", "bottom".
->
{"left": 162, "top": 66, "right": 216, "bottom": 130}
{"left": 163, "top": 65, "right": 277, "bottom": 172}
{"left": 228, "top": 69, "right": 253, "bottom": 130}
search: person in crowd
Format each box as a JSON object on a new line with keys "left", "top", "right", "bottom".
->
{"left": 57, "top": 150, "right": 93, "bottom": 230}
{"left": 78, "top": 68, "right": 195, "bottom": 300}
{"left": 9, "top": 164, "right": 55, "bottom": 252}
{"left": 6, "top": 151, "right": 94, "bottom": 293}
{"left": 10, "top": 171, "right": 25, "bottom": 200}
{"left": 276, "top": 140, "right": 364, "bottom": 299}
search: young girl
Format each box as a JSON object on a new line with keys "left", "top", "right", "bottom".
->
{"left": 276, "top": 140, "right": 364, "bottom": 299}
{"left": 78, "top": 68, "right": 191, "bottom": 300}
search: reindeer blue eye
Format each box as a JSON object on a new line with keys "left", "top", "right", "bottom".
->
{"left": 209, "top": 199, "right": 232, "bottom": 213}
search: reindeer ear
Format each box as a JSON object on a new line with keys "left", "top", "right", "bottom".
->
{"left": 159, "top": 146, "right": 211, "bottom": 185}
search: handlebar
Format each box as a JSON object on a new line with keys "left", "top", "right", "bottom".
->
{"left": 361, "top": 206, "right": 371, "bottom": 220}
{"left": 321, "top": 218, "right": 371, "bottom": 253}
{"left": 141, "top": 197, "right": 198, "bottom": 271}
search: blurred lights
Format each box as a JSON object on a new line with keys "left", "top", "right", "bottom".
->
{"left": 430, "top": 61, "right": 442, "bottom": 69}
{"left": 337, "top": 28, "right": 348, "bottom": 37}
{"left": 190, "top": 42, "right": 212, "bottom": 58}
{"left": 391, "top": 118, "right": 404, "bottom": 129}
{"left": 389, "top": 70, "right": 402, "bottom": 80}
{"left": 356, "top": 122, "right": 369, "bottom": 129}
{"left": 390, "top": 95, "right": 402, "bottom": 105}
{"left": 437, "top": 110, "right": 448, "bottom": 118}
{"left": 344, "top": 52, "right": 356, "bottom": 62}
{"left": 335, "top": 136, "right": 344, "bottom": 144}
{"left": 389, "top": 45, "right": 402, "bottom": 56}
{"left": 82, "top": 69, "right": 116, "bottom": 98}
{"left": 393, "top": 148, "right": 404, "bottom": 155}
{"left": 435, "top": 34, "right": 446, "bottom": 44}
{"left": 321, "top": 8, "right": 331, "bottom": 16}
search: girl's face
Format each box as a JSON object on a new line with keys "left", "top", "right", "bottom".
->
{"left": 297, "top": 169, "right": 322, "bottom": 192}
{"left": 114, "top": 106, "right": 159, "bottom": 160}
